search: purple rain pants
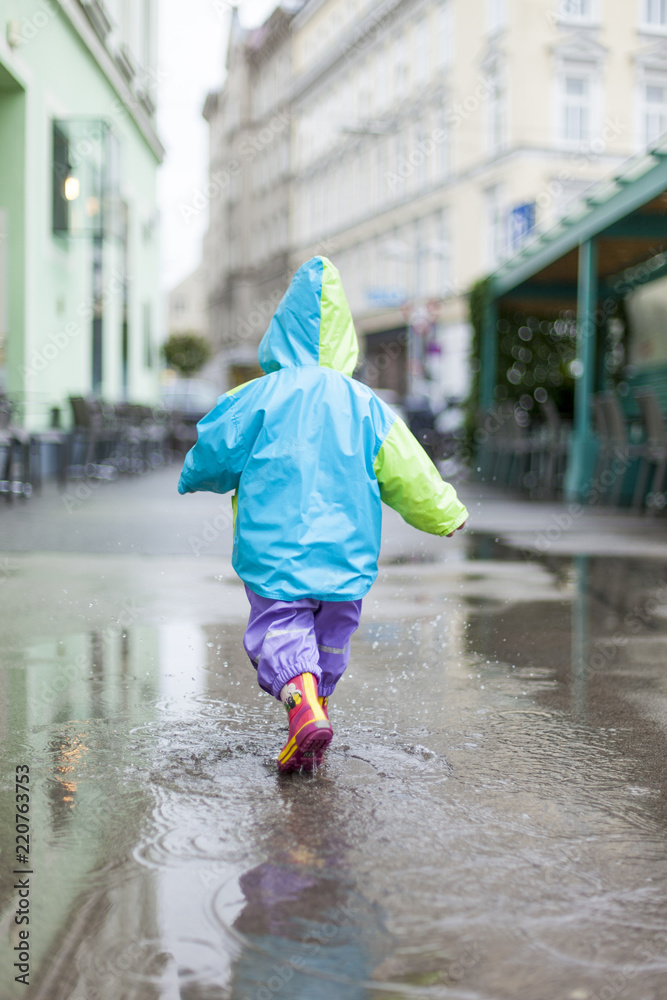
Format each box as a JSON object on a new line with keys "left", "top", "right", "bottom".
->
{"left": 243, "top": 585, "right": 363, "bottom": 700}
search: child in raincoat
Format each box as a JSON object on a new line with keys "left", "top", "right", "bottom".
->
{"left": 178, "top": 257, "right": 468, "bottom": 771}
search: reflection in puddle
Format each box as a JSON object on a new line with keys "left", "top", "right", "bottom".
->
{"left": 1, "top": 552, "right": 667, "bottom": 998}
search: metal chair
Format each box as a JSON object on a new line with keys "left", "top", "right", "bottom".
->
{"left": 29, "top": 408, "right": 69, "bottom": 491}
{"left": 68, "top": 396, "right": 119, "bottom": 479}
{"left": 596, "top": 392, "right": 646, "bottom": 506}
{"left": 0, "top": 396, "right": 33, "bottom": 499}
{"left": 633, "top": 387, "right": 667, "bottom": 513}
{"left": 536, "top": 398, "right": 570, "bottom": 496}
{"left": 0, "top": 398, "right": 12, "bottom": 498}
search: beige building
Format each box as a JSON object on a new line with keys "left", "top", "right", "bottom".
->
{"left": 290, "top": 0, "right": 661, "bottom": 406}
{"left": 203, "top": 4, "right": 299, "bottom": 389}
{"left": 205, "top": 0, "right": 667, "bottom": 403}
{"left": 167, "top": 264, "right": 210, "bottom": 339}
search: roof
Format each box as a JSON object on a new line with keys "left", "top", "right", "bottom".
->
{"left": 490, "top": 138, "right": 667, "bottom": 312}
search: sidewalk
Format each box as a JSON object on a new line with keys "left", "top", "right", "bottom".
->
{"left": 0, "top": 468, "right": 664, "bottom": 560}
{"left": 457, "top": 480, "right": 667, "bottom": 559}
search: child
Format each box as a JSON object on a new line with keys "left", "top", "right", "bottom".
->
{"left": 178, "top": 257, "right": 468, "bottom": 772}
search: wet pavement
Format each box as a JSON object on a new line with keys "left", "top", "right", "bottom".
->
{"left": 1, "top": 468, "right": 667, "bottom": 999}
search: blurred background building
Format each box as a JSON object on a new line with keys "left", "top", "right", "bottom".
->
{"left": 167, "top": 262, "right": 210, "bottom": 342}
{"left": 203, "top": 3, "right": 298, "bottom": 388}
{"left": 4, "top": 0, "right": 667, "bottom": 491}
{"left": 203, "top": 0, "right": 667, "bottom": 406}
{"left": 0, "top": 0, "right": 163, "bottom": 431}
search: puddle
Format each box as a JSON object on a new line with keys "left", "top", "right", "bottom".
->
{"left": 1, "top": 548, "right": 667, "bottom": 998}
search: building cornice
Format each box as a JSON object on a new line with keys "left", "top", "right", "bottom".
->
{"left": 247, "top": 8, "right": 293, "bottom": 66}
{"left": 292, "top": 0, "right": 329, "bottom": 32}
{"left": 289, "top": 0, "right": 423, "bottom": 103}
{"left": 56, "top": 0, "right": 165, "bottom": 161}
{"left": 295, "top": 83, "right": 446, "bottom": 180}
{"left": 292, "top": 143, "right": 627, "bottom": 260}
{"left": 550, "top": 28, "right": 608, "bottom": 64}
{"left": 634, "top": 38, "right": 667, "bottom": 73}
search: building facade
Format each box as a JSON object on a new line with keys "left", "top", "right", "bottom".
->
{"left": 0, "top": 0, "right": 163, "bottom": 430}
{"left": 205, "top": 0, "right": 667, "bottom": 405}
{"left": 204, "top": 4, "right": 298, "bottom": 390}
{"left": 167, "top": 263, "right": 210, "bottom": 341}
{"left": 290, "top": 0, "right": 662, "bottom": 407}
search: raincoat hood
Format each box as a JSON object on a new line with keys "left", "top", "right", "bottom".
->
{"left": 258, "top": 257, "right": 359, "bottom": 377}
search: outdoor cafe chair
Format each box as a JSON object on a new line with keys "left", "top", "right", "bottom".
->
{"left": 633, "top": 387, "right": 667, "bottom": 513}
{"left": 0, "top": 395, "right": 33, "bottom": 499}
{"left": 595, "top": 392, "right": 646, "bottom": 507}
{"left": 536, "top": 398, "right": 570, "bottom": 496}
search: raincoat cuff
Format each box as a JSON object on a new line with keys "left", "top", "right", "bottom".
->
{"left": 445, "top": 506, "right": 469, "bottom": 534}
{"left": 317, "top": 681, "right": 338, "bottom": 698}
{"left": 272, "top": 662, "right": 321, "bottom": 700}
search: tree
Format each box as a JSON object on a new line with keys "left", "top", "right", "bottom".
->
{"left": 162, "top": 332, "right": 210, "bottom": 377}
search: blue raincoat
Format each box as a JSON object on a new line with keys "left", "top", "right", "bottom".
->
{"left": 178, "top": 257, "right": 468, "bottom": 602}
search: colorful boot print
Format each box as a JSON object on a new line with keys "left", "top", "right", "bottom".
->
{"left": 278, "top": 673, "right": 333, "bottom": 772}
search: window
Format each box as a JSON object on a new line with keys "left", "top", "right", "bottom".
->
{"left": 508, "top": 201, "right": 536, "bottom": 251}
{"left": 143, "top": 302, "right": 155, "bottom": 368}
{"left": 485, "top": 185, "right": 506, "bottom": 268}
{"left": 487, "top": 0, "right": 505, "bottom": 32}
{"left": 558, "top": 0, "right": 593, "bottom": 18}
{"left": 0, "top": 208, "right": 7, "bottom": 383}
{"left": 438, "top": 208, "right": 450, "bottom": 292}
{"left": 376, "top": 46, "right": 387, "bottom": 112}
{"left": 644, "top": 0, "right": 667, "bottom": 27}
{"left": 415, "top": 17, "right": 429, "bottom": 86}
{"left": 394, "top": 35, "right": 408, "bottom": 98}
{"left": 643, "top": 80, "right": 667, "bottom": 145}
{"left": 358, "top": 61, "right": 370, "bottom": 120}
{"left": 52, "top": 123, "right": 70, "bottom": 235}
{"left": 562, "top": 74, "right": 592, "bottom": 142}
{"left": 437, "top": 108, "right": 450, "bottom": 178}
{"left": 486, "top": 67, "right": 506, "bottom": 152}
{"left": 438, "top": 3, "right": 453, "bottom": 68}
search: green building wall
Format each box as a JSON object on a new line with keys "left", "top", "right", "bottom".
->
{"left": 0, "top": 0, "right": 163, "bottom": 430}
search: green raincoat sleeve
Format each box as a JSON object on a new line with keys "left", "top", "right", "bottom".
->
{"left": 373, "top": 417, "right": 468, "bottom": 536}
